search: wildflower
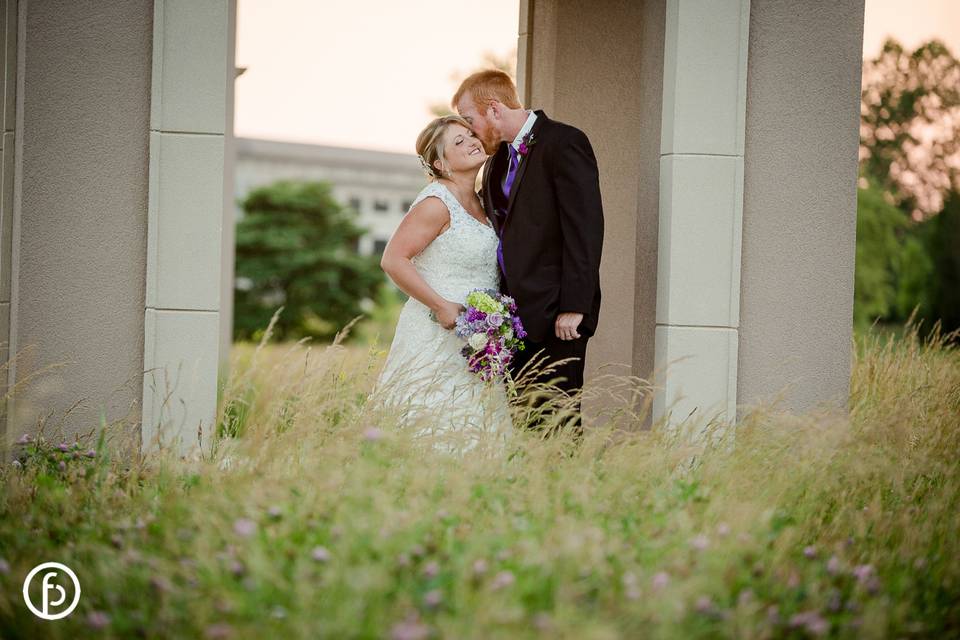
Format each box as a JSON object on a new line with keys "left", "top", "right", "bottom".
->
{"left": 15, "top": 433, "right": 31, "bottom": 445}
{"left": 230, "top": 560, "right": 246, "bottom": 577}
{"left": 266, "top": 505, "right": 282, "bottom": 519}
{"left": 851, "top": 563, "right": 873, "bottom": 582}
{"left": 651, "top": 571, "right": 670, "bottom": 590}
{"left": 690, "top": 534, "right": 710, "bottom": 551}
{"left": 716, "top": 522, "right": 731, "bottom": 537}
{"left": 58, "top": 442, "right": 70, "bottom": 452}
{"left": 695, "top": 595, "right": 715, "bottom": 614}
{"left": 422, "top": 560, "right": 440, "bottom": 578}
{"left": 311, "top": 546, "right": 331, "bottom": 563}
{"left": 110, "top": 533, "right": 124, "bottom": 549}
{"left": 410, "top": 544, "right": 426, "bottom": 558}
{"left": 737, "top": 588, "right": 754, "bottom": 606}
{"left": 87, "top": 610, "right": 110, "bottom": 630}
{"left": 85, "top": 449, "right": 96, "bottom": 458}
{"left": 0, "top": 558, "right": 9, "bottom": 575}
{"left": 363, "top": 426, "right": 384, "bottom": 441}
{"left": 826, "top": 555, "right": 841, "bottom": 575}
{"left": 396, "top": 552, "right": 411, "bottom": 568}
{"left": 789, "top": 610, "right": 830, "bottom": 636}
{"left": 766, "top": 605, "right": 781, "bottom": 624}
{"left": 533, "top": 612, "right": 553, "bottom": 630}
{"left": 204, "top": 623, "right": 233, "bottom": 639}
{"left": 472, "top": 558, "right": 488, "bottom": 576}
{"left": 390, "top": 615, "right": 431, "bottom": 640}
{"left": 490, "top": 570, "right": 515, "bottom": 590}
{"left": 149, "top": 575, "right": 172, "bottom": 593}
{"left": 423, "top": 589, "right": 443, "bottom": 608}
{"left": 58, "top": 461, "right": 67, "bottom": 472}
{"left": 233, "top": 518, "right": 256, "bottom": 538}
{"left": 803, "top": 545, "right": 817, "bottom": 559}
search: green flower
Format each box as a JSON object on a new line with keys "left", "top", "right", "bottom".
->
{"left": 466, "top": 291, "right": 500, "bottom": 314}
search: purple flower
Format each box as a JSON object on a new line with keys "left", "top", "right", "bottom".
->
{"left": 490, "top": 570, "right": 515, "bottom": 590}
{"left": 0, "top": 558, "right": 10, "bottom": 575}
{"left": 58, "top": 442, "right": 70, "bottom": 452}
{"left": 87, "top": 610, "right": 110, "bottom": 630}
{"left": 85, "top": 449, "right": 96, "bottom": 458}
{"left": 803, "top": 545, "right": 817, "bottom": 559}
{"left": 389, "top": 616, "right": 431, "bottom": 640}
{"left": 363, "top": 427, "right": 384, "bottom": 441}
{"left": 422, "top": 560, "right": 440, "bottom": 578}
{"left": 311, "top": 546, "right": 331, "bottom": 562}
{"left": 487, "top": 313, "right": 503, "bottom": 328}
{"left": 15, "top": 433, "right": 32, "bottom": 445}
{"left": 233, "top": 518, "right": 256, "bottom": 538}
{"left": 423, "top": 589, "right": 443, "bottom": 608}
{"left": 690, "top": 534, "right": 710, "bottom": 550}
{"left": 651, "top": 571, "right": 670, "bottom": 590}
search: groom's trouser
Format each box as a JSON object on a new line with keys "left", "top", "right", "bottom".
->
{"left": 508, "top": 332, "right": 588, "bottom": 436}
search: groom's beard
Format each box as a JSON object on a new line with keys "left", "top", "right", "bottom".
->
{"left": 479, "top": 129, "right": 501, "bottom": 155}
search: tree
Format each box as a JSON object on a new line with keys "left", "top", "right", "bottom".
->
{"left": 233, "top": 180, "right": 384, "bottom": 342}
{"left": 429, "top": 49, "right": 518, "bottom": 118}
{"left": 860, "top": 38, "right": 960, "bottom": 220}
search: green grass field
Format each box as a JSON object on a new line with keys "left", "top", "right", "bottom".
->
{"left": 1, "top": 321, "right": 958, "bottom": 639}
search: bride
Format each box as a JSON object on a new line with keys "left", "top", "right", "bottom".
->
{"left": 373, "top": 115, "right": 512, "bottom": 449}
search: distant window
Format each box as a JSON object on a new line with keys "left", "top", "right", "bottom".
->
{"left": 373, "top": 199, "right": 389, "bottom": 212}
{"left": 348, "top": 197, "right": 362, "bottom": 211}
{"left": 373, "top": 239, "right": 388, "bottom": 255}
{"left": 402, "top": 200, "right": 413, "bottom": 212}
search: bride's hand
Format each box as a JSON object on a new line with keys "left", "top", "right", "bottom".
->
{"left": 432, "top": 299, "right": 465, "bottom": 329}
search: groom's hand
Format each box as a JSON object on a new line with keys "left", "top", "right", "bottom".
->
{"left": 555, "top": 312, "right": 583, "bottom": 341}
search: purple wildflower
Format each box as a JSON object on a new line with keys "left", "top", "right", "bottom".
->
{"left": 87, "top": 610, "right": 110, "bottom": 630}
{"left": 233, "top": 518, "right": 256, "bottom": 538}
{"left": 651, "top": 571, "right": 670, "bottom": 590}
{"left": 311, "top": 546, "right": 331, "bottom": 562}
{"left": 15, "top": 433, "right": 31, "bottom": 445}
{"left": 490, "top": 570, "right": 515, "bottom": 590}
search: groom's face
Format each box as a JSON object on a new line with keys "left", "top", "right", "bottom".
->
{"left": 456, "top": 95, "right": 501, "bottom": 155}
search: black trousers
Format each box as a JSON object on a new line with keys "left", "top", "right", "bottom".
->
{"left": 508, "top": 332, "right": 588, "bottom": 436}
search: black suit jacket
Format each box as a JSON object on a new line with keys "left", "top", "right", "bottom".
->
{"left": 481, "top": 110, "right": 604, "bottom": 344}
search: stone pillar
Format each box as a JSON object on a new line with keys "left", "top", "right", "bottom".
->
{"left": 142, "top": 0, "right": 228, "bottom": 456}
{"left": 1, "top": 0, "right": 229, "bottom": 460}
{"left": 520, "top": 0, "right": 664, "bottom": 427}
{"left": 0, "top": 0, "right": 16, "bottom": 459}
{"left": 519, "top": 0, "right": 863, "bottom": 432}
{"left": 3, "top": 0, "right": 154, "bottom": 456}
{"left": 652, "top": 0, "right": 750, "bottom": 432}
{"left": 736, "top": 0, "right": 863, "bottom": 417}
{"left": 219, "top": 0, "right": 238, "bottom": 376}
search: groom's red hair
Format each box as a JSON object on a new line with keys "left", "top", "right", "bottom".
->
{"left": 452, "top": 69, "right": 522, "bottom": 112}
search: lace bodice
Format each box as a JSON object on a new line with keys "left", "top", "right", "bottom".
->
{"left": 407, "top": 181, "right": 500, "bottom": 304}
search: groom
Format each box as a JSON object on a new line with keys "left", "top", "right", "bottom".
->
{"left": 452, "top": 70, "right": 604, "bottom": 431}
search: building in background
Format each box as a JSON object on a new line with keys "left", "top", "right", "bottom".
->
{"left": 233, "top": 138, "right": 426, "bottom": 256}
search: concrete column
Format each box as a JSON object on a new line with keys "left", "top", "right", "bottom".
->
{"left": 219, "top": 0, "right": 237, "bottom": 376}
{"left": 4, "top": 0, "right": 153, "bottom": 456}
{"left": 737, "top": 0, "right": 863, "bottom": 417}
{"left": 142, "top": 0, "right": 228, "bottom": 456}
{"left": 652, "top": 0, "right": 750, "bottom": 433}
{"left": 521, "top": 0, "right": 664, "bottom": 427}
{"left": 0, "top": 0, "right": 16, "bottom": 458}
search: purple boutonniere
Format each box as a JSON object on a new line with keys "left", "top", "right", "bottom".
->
{"left": 517, "top": 132, "right": 537, "bottom": 158}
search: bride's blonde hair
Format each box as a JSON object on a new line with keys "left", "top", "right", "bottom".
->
{"left": 415, "top": 114, "right": 472, "bottom": 180}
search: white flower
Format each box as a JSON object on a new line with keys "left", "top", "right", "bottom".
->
{"left": 468, "top": 333, "right": 488, "bottom": 351}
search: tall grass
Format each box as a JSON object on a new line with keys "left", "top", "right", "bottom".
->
{"left": 1, "top": 321, "right": 958, "bottom": 639}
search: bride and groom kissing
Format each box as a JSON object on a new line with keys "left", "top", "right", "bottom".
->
{"left": 376, "top": 70, "right": 603, "bottom": 445}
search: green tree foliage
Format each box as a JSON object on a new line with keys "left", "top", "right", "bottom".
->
{"left": 233, "top": 180, "right": 384, "bottom": 342}
{"left": 854, "top": 182, "right": 910, "bottom": 328}
{"left": 855, "top": 38, "right": 960, "bottom": 334}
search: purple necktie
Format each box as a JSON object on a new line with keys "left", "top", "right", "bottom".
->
{"left": 497, "top": 145, "right": 520, "bottom": 275}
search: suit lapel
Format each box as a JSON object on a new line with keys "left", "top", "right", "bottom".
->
{"left": 504, "top": 111, "right": 548, "bottom": 228}
{"left": 483, "top": 142, "right": 509, "bottom": 235}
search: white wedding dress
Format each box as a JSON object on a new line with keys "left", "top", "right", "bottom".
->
{"left": 373, "top": 181, "right": 513, "bottom": 450}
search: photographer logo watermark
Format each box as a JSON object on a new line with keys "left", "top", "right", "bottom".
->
{"left": 22, "top": 562, "right": 81, "bottom": 620}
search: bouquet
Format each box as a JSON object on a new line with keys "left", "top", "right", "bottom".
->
{"left": 454, "top": 289, "right": 527, "bottom": 382}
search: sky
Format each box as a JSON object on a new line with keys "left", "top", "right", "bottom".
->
{"left": 234, "top": 0, "right": 960, "bottom": 154}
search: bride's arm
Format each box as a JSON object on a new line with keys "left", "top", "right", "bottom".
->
{"left": 380, "top": 196, "right": 463, "bottom": 329}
